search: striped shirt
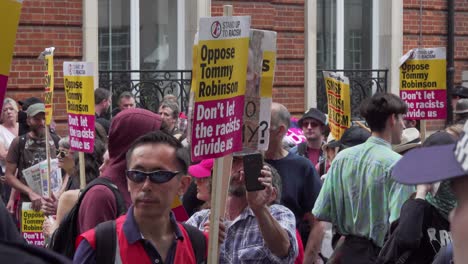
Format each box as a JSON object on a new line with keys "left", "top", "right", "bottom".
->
{"left": 312, "top": 136, "right": 415, "bottom": 247}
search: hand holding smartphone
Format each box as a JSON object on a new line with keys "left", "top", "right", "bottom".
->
{"left": 243, "top": 153, "right": 265, "bottom": 192}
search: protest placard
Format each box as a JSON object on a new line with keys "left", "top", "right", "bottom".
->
{"left": 63, "top": 62, "right": 96, "bottom": 153}
{"left": 23, "top": 159, "right": 62, "bottom": 197}
{"left": 40, "top": 47, "right": 55, "bottom": 125}
{"left": 240, "top": 29, "right": 276, "bottom": 153}
{"left": 21, "top": 202, "right": 45, "bottom": 247}
{"left": 190, "top": 16, "right": 250, "bottom": 161}
{"left": 0, "top": 0, "right": 22, "bottom": 110}
{"left": 323, "top": 71, "right": 351, "bottom": 140}
{"left": 399, "top": 47, "right": 446, "bottom": 120}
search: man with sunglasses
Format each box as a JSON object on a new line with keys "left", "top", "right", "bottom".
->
{"left": 290, "top": 107, "right": 328, "bottom": 176}
{"left": 74, "top": 131, "right": 202, "bottom": 264}
{"left": 76, "top": 108, "right": 162, "bottom": 235}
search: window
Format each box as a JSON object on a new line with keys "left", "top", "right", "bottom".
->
{"left": 98, "top": 0, "right": 194, "bottom": 71}
{"left": 98, "top": 0, "right": 130, "bottom": 70}
{"left": 317, "top": 0, "right": 373, "bottom": 70}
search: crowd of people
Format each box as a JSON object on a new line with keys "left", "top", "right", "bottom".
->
{"left": 0, "top": 87, "right": 467, "bottom": 264}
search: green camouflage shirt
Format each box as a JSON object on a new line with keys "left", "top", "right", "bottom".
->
{"left": 312, "top": 136, "right": 415, "bottom": 247}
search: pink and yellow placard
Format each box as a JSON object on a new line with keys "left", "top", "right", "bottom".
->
{"left": 190, "top": 16, "right": 250, "bottom": 161}
{"left": 0, "top": 0, "right": 22, "bottom": 110}
{"left": 63, "top": 62, "right": 95, "bottom": 153}
{"left": 400, "top": 47, "right": 446, "bottom": 120}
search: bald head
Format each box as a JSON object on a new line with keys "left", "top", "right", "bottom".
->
{"left": 270, "top": 102, "right": 290, "bottom": 130}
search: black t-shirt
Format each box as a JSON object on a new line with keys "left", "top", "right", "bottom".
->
{"left": 389, "top": 198, "right": 451, "bottom": 264}
{"left": 265, "top": 152, "right": 322, "bottom": 223}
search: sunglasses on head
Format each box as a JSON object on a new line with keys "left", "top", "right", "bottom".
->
{"left": 56, "top": 149, "right": 69, "bottom": 159}
{"left": 126, "top": 170, "right": 180, "bottom": 184}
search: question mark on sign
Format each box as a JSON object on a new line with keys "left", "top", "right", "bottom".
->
{"left": 259, "top": 121, "right": 269, "bottom": 144}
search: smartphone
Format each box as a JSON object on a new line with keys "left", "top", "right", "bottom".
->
{"left": 243, "top": 153, "right": 265, "bottom": 192}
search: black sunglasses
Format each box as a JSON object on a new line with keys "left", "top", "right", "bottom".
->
{"left": 56, "top": 149, "right": 69, "bottom": 159}
{"left": 126, "top": 170, "right": 180, "bottom": 184}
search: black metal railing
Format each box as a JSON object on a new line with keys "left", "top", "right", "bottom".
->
{"left": 317, "top": 69, "right": 388, "bottom": 118}
{"left": 99, "top": 69, "right": 388, "bottom": 119}
{"left": 99, "top": 70, "right": 192, "bottom": 114}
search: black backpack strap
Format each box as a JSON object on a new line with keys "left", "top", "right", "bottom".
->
{"left": 181, "top": 223, "right": 206, "bottom": 264}
{"left": 83, "top": 178, "right": 127, "bottom": 216}
{"left": 297, "top": 142, "right": 307, "bottom": 157}
{"left": 16, "top": 135, "right": 26, "bottom": 171}
{"left": 319, "top": 159, "right": 326, "bottom": 175}
{"left": 95, "top": 220, "right": 117, "bottom": 264}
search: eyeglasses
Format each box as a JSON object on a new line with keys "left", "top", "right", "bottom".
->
{"left": 126, "top": 170, "right": 180, "bottom": 184}
{"left": 56, "top": 149, "right": 69, "bottom": 159}
{"left": 302, "top": 121, "right": 320, "bottom": 128}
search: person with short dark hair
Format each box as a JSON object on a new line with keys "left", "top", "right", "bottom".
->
{"left": 312, "top": 93, "right": 414, "bottom": 263}
{"left": 377, "top": 131, "right": 458, "bottom": 263}
{"left": 74, "top": 131, "right": 201, "bottom": 264}
{"left": 111, "top": 92, "right": 136, "bottom": 118}
{"left": 94, "top": 88, "right": 111, "bottom": 133}
{"left": 76, "top": 109, "right": 162, "bottom": 235}
{"left": 94, "top": 88, "right": 111, "bottom": 117}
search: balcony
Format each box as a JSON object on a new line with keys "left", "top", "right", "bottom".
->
{"left": 99, "top": 69, "right": 388, "bottom": 119}
{"left": 98, "top": 70, "right": 192, "bottom": 114}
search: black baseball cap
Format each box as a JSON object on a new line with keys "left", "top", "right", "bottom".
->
{"left": 452, "top": 85, "right": 468, "bottom": 98}
{"left": 298, "top": 108, "right": 327, "bottom": 127}
{"left": 18, "top": 97, "right": 42, "bottom": 111}
{"left": 322, "top": 126, "right": 371, "bottom": 151}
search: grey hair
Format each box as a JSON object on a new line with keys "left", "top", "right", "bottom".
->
{"left": 58, "top": 136, "right": 70, "bottom": 149}
{"left": 3, "top": 98, "right": 18, "bottom": 112}
{"left": 160, "top": 99, "right": 180, "bottom": 119}
{"left": 265, "top": 163, "right": 282, "bottom": 204}
{"left": 271, "top": 102, "right": 290, "bottom": 130}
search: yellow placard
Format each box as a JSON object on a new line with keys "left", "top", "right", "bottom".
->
{"left": 0, "top": 0, "right": 22, "bottom": 76}
{"left": 191, "top": 44, "right": 198, "bottom": 95}
{"left": 21, "top": 209, "right": 44, "bottom": 233}
{"left": 194, "top": 38, "right": 249, "bottom": 102}
{"left": 63, "top": 76, "right": 95, "bottom": 115}
{"left": 324, "top": 72, "right": 351, "bottom": 140}
{"left": 400, "top": 59, "right": 447, "bottom": 90}
{"left": 260, "top": 50, "right": 276, "bottom": 98}
{"left": 44, "top": 54, "right": 54, "bottom": 125}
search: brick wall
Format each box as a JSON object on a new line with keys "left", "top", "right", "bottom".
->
{"left": 8, "top": 1, "right": 463, "bottom": 135}
{"left": 403, "top": 0, "right": 468, "bottom": 131}
{"left": 212, "top": 0, "right": 306, "bottom": 115}
{"left": 6, "top": 0, "right": 82, "bottom": 136}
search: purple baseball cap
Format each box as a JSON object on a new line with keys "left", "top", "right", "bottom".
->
{"left": 392, "top": 122, "right": 468, "bottom": 184}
